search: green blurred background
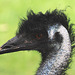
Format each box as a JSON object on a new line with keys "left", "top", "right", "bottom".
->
{"left": 0, "top": 0, "right": 75, "bottom": 75}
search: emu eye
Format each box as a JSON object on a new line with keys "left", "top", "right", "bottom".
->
{"left": 35, "top": 34, "right": 43, "bottom": 39}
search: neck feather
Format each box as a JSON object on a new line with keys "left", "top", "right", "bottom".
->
{"left": 36, "top": 25, "right": 71, "bottom": 75}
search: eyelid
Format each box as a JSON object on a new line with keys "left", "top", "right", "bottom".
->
{"left": 35, "top": 34, "right": 43, "bottom": 39}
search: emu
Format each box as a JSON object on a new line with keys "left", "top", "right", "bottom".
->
{"left": 0, "top": 10, "right": 75, "bottom": 75}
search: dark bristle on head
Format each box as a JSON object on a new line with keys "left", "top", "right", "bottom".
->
{"left": 16, "top": 9, "right": 69, "bottom": 36}
{"left": 16, "top": 9, "right": 75, "bottom": 51}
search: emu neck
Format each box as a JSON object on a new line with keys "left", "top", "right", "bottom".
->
{"left": 36, "top": 27, "right": 71, "bottom": 75}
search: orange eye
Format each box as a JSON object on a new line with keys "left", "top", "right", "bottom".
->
{"left": 35, "top": 34, "right": 43, "bottom": 39}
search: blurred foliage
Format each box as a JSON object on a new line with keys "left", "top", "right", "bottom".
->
{"left": 0, "top": 0, "right": 75, "bottom": 75}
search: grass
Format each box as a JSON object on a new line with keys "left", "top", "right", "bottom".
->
{"left": 0, "top": 0, "right": 75, "bottom": 75}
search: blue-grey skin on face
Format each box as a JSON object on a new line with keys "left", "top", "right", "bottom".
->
{"left": 48, "top": 24, "right": 59, "bottom": 40}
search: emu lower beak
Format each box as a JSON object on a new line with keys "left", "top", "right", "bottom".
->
{"left": 0, "top": 36, "right": 33, "bottom": 54}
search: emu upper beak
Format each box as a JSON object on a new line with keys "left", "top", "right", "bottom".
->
{"left": 0, "top": 36, "right": 34, "bottom": 54}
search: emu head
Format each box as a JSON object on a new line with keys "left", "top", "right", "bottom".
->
{"left": 0, "top": 10, "right": 73, "bottom": 53}
{"left": 0, "top": 9, "right": 75, "bottom": 75}
{"left": 0, "top": 10, "right": 71, "bottom": 54}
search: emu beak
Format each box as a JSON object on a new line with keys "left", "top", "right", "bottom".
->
{"left": 0, "top": 36, "right": 34, "bottom": 54}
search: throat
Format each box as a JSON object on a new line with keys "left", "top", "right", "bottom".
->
{"left": 36, "top": 38, "right": 71, "bottom": 75}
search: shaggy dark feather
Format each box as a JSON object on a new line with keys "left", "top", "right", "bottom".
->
{"left": 17, "top": 10, "right": 69, "bottom": 35}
